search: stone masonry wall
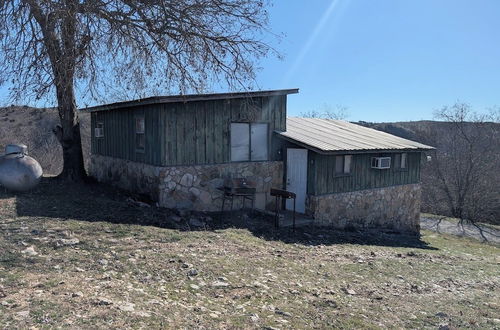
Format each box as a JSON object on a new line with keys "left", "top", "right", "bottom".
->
{"left": 89, "top": 155, "right": 283, "bottom": 212}
{"left": 307, "top": 184, "right": 421, "bottom": 234}
{"left": 90, "top": 155, "right": 163, "bottom": 200}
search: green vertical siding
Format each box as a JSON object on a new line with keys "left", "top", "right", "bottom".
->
{"left": 90, "top": 95, "right": 287, "bottom": 166}
{"left": 310, "top": 152, "right": 422, "bottom": 195}
{"left": 91, "top": 104, "right": 164, "bottom": 165}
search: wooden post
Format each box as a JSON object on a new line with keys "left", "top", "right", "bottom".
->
{"left": 293, "top": 197, "right": 296, "bottom": 232}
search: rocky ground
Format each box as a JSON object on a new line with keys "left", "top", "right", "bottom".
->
{"left": 0, "top": 179, "right": 499, "bottom": 329}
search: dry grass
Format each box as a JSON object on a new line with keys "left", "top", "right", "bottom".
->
{"left": 0, "top": 180, "right": 499, "bottom": 329}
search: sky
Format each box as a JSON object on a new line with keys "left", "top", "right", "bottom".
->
{"left": 257, "top": 0, "right": 500, "bottom": 121}
{"left": 1, "top": 1, "right": 499, "bottom": 122}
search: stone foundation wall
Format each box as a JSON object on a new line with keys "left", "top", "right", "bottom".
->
{"left": 89, "top": 155, "right": 283, "bottom": 211}
{"left": 307, "top": 184, "right": 421, "bottom": 234}
{"left": 89, "top": 155, "right": 163, "bottom": 200}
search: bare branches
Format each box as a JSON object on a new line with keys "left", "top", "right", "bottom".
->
{"left": 424, "top": 103, "right": 500, "bottom": 225}
{"left": 0, "top": 0, "right": 278, "bottom": 106}
{"left": 301, "top": 104, "right": 350, "bottom": 120}
{"left": 0, "top": 0, "right": 278, "bottom": 180}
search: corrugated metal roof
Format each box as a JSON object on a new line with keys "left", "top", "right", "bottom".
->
{"left": 81, "top": 88, "right": 299, "bottom": 112}
{"left": 278, "top": 117, "right": 434, "bottom": 153}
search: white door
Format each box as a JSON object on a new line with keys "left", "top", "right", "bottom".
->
{"left": 286, "top": 148, "right": 308, "bottom": 213}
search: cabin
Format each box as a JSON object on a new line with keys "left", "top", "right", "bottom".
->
{"left": 82, "top": 89, "right": 434, "bottom": 233}
{"left": 278, "top": 117, "right": 433, "bottom": 232}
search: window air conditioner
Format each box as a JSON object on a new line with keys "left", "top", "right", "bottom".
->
{"left": 371, "top": 157, "right": 391, "bottom": 169}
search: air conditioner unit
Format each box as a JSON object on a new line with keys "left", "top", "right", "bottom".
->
{"left": 95, "top": 127, "right": 104, "bottom": 138}
{"left": 371, "top": 157, "right": 391, "bottom": 169}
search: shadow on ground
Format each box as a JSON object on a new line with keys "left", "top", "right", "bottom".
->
{"left": 1, "top": 178, "right": 437, "bottom": 250}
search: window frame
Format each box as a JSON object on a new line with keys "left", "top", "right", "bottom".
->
{"left": 394, "top": 152, "right": 408, "bottom": 171}
{"left": 95, "top": 121, "right": 104, "bottom": 138}
{"left": 135, "top": 114, "right": 146, "bottom": 153}
{"left": 401, "top": 152, "right": 407, "bottom": 169}
{"left": 230, "top": 122, "right": 269, "bottom": 162}
{"left": 335, "top": 154, "right": 353, "bottom": 176}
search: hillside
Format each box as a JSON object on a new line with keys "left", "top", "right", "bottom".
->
{"left": 0, "top": 179, "right": 499, "bottom": 328}
{"left": 1, "top": 108, "right": 498, "bottom": 223}
{"left": 356, "top": 120, "right": 500, "bottom": 146}
{"left": 0, "top": 106, "right": 91, "bottom": 175}
{"left": 0, "top": 108, "right": 461, "bottom": 174}
{"left": 357, "top": 120, "right": 500, "bottom": 224}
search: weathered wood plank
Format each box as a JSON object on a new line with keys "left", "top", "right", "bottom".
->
{"left": 90, "top": 94, "right": 290, "bottom": 166}
{"left": 312, "top": 152, "right": 422, "bottom": 195}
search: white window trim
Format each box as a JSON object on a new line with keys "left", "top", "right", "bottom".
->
{"left": 335, "top": 155, "right": 353, "bottom": 176}
{"left": 95, "top": 121, "right": 104, "bottom": 138}
{"left": 135, "top": 115, "right": 146, "bottom": 153}
{"left": 401, "top": 153, "right": 407, "bottom": 169}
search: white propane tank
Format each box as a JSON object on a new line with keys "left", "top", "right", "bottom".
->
{"left": 0, "top": 144, "right": 43, "bottom": 192}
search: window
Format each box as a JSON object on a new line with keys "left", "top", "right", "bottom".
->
{"left": 394, "top": 153, "right": 407, "bottom": 170}
{"left": 372, "top": 157, "right": 391, "bottom": 169}
{"left": 394, "top": 154, "right": 400, "bottom": 168}
{"left": 401, "top": 153, "right": 407, "bottom": 169}
{"left": 135, "top": 115, "right": 145, "bottom": 152}
{"left": 230, "top": 123, "right": 268, "bottom": 161}
{"left": 344, "top": 155, "right": 352, "bottom": 173}
{"left": 95, "top": 122, "right": 104, "bottom": 138}
{"left": 335, "top": 155, "right": 352, "bottom": 175}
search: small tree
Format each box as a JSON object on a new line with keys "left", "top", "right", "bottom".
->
{"left": 301, "top": 103, "right": 349, "bottom": 120}
{"left": 423, "top": 103, "right": 500, "bottom": 224}
{"left": 0, "top": 1, "right": 277, "bottom": 181}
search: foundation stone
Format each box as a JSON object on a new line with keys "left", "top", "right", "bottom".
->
{"left": 307, "top": 184, "right": 421, "bottom": 234}
{"left": 90, "top": 155, "right": 283, "bottom": 212}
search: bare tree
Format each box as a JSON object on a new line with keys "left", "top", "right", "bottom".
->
{"left": 422, "top": 103, "right": 500, "bottom": 225}
{"left": 301, "top": 103, "right": 349, "bottom": 120}
{"left": 0, "top": 1, "right": 277, "bottom": 180}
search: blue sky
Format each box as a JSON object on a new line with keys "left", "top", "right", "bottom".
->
{"left": 1, "top": 1, "right": 499, "bottom": 122}
{"left": 257, "top": 0, "right": 500, "bottom": 121}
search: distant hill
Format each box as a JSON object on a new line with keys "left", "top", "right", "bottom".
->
{"left": 355, "top": 120, "right": 500, "bottom": 147}
{"left": 357, "top": 120, "right": 500, "bottom": 225}
{"left": 0, "top": 105, "right": 90, "bottom": 175}
{"left": 1, "top": 108, "right": 498, "bottom": 224}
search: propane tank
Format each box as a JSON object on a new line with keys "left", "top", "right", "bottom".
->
{"left": 0, "top": 144, "right": 43, "bottom": 192}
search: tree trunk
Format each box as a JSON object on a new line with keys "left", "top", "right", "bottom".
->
{"left": 54, "top": 121, "right": 86, "bottom": 181}
{"left": 53, "top": 78, "right": 86, "bottom": 182}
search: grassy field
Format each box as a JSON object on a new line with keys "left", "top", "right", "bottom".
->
{"left": 0, "top": 180, "right": 499, "bottom": 329}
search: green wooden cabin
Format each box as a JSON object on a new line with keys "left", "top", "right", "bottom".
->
{"left": 276, "top": 117, "right": 433, "bottom": 226}
{"left": 83, "top": 90, "right": 434, "bottom": 233}
{"left": 86, "top": 89, "right": 297, "bottom": 166}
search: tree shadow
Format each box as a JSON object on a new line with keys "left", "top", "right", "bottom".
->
{"left": 4, "top": 178, "right": 437, "bottom": 250}
{"left": 209, "top": 212, "right": 437, "bottom": 249}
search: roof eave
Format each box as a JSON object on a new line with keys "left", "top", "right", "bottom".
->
{"left": 81, "top": 88, "right": 299, "bottom": 112}
{"left": 276, "top": 134, "right": 435, "bottom": 154}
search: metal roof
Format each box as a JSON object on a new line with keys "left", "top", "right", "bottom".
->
{"left": 81, "top": 88, "right": 299, "bottom": 112}
{"left": 278, "top": 117, "right": 434, "bottom": 154}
